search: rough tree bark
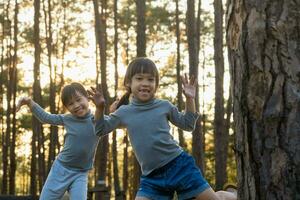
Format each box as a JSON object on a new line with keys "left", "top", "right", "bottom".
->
{"left": 186, "top": 0, "right": 204, "bottom": 171}
{"left": 93, "top": 1, "right": 110, "bottom": 200}
{"left": 2, "top": 1, "right": 12, "bottom": 194}
{"left": 136, "top": 0, "right": 146, "bottom": 57}
{"left": 175, "top": 0, "right": 186, "bottom": 149}
{"left": 112, "top": 0, "right": 123, "bottom": 199}
{"left": 9, "top": 0, "right": 19, "bottom": 194}
{"left": 43, "top": 0, "right": 59, "bottom": 173}
{"left": 0, "top": 7, "right": 5, "bottom": 193}
{"left": 214, "top": 0, "right": 228, "bottom": 190}
{"left": 31, "top": 0, "right": 43, "bottom": 195}
{"left": 226, "top": 0, "right": 300, "bottom": 199}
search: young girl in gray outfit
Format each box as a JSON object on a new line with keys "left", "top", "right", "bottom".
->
{"left": 93, "top": 57, "right": 237, "bottom": 200}
{"left": 17, "top": 82, "right": 103, "bottom": 200}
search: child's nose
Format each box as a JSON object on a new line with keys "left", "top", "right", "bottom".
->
{"left": 141, "top": 79, "right": 150, "bottom": 85}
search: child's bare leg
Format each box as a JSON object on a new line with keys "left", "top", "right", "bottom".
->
{"left": 195, "top": 187, "right": 237, "bottom": 200}
{"left": 215, "top": 191, "right": 237, "bottom": 200}
{"left": 195, "top": 187, "right": 220, "bottom": 200}
{"left": 135, "top": 196, "right": 151, "bottom": 200}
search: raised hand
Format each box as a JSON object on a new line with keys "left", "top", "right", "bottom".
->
{"left": 87, "top": 85, "right": 105, "bottom": 109}
{"left": 16, "top": 97, "right": 33, "bottom": 112}
{"left": 181, "top": 74, "right": 197, "bottom": 99}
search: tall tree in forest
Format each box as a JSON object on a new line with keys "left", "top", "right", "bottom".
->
{"left": 9, "top": 0, "right": 19, "bottom": 194}
{"left": 0, "top": 7, "right": 5, "bottom": 192}
{"left": 122, "top": 131, "right": 129, "bottom": 199}
{"left": 131, "top": 0, "right": 146, "bottom": 195}
{"left": 186, "top": 0, "right": 204, "bottom": 171}
{"left": 227, "top": 0, "right": 300, "bottom": 199}
{"left": 118, "top": 1, "right": 134, "bottom": 197}
{"left": 136, "top": 0, "right": 146, "bottom": 57}
{"left": 200, "top": 50, "right": 207, "bottom": 172}
{"left": 31, "top": 0, "right": 44, "bottom": 195}
{"left": 42, "top": 0, "right": 58, "bottom": 173}
{"left": 175, "top": 0, "right": 186, "bottom": 149}
{"left": 56, "top": 0, "right": 67, "bottom": 104}
{"left": 2, "top": 0, "right": 12, "bottom": 194}
{"left": 213, "top": 0, "right": 228, "bottom": 190}
{"left": 112, "top": 0, "right": 123, "bottom": 199}
{"left": 92, "top": 1, "right": 110, "bottom": 199}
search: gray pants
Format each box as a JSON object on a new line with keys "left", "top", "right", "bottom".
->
{"left": 39, "top": 160, "right": 88, "bottom": 200}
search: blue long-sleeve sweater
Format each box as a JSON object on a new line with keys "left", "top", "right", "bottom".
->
{"left": 31, "top": 103, "right": 99, "bottom": 171}
{"left": 96, "top": 98, "right": 199, "bottom": 175}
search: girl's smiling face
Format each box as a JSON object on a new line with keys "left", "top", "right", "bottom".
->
{"left": 129, "top": 73, "right": 157, "bottom": 102}
{"left": 65, "top": 92, "right": 89, "bottom": 117}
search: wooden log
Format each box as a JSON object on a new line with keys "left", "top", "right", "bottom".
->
{"left": 0, "top": 196, "right": 38, "bottom": 200}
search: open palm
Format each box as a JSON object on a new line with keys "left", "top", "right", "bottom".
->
{"left": 87, "top": 85, "right": 105, "bottom": 109}
{"left": 181, "top": 74, "right": 197, "bottom": 99}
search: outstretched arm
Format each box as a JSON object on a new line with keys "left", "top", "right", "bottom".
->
{"left": 16, "top": 96, "right": 63, "bottom": 125}
{"left": 181, "top": 74, "right": 197, "bottom": 113}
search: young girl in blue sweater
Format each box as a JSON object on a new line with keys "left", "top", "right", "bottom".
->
{"left": 93, "top": 57, "right": 237, "bottom": 200}
{"left": 17, "top": 82, "right": 104, "bottom": 200}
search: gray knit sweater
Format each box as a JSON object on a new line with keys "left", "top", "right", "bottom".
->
{"left": 95, "top": 98, "right": 199, "bottom": 175}
{"left": 31, "top": 103, "right": 99, "bottom": 171}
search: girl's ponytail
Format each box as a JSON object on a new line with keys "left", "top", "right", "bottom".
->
{"left": 116, "top": 91, "right": 130, "bottom": 109}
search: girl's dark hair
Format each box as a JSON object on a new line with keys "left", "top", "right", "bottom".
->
{"left": 61, "top": 82, "right": 88, "bottom": 106}
{"left": 116, "top": 57, "right": 159, "bottom": 109}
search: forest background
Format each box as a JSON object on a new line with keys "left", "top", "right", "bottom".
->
{"left": 2, "top": 0, "right": 299, "bottom": 199}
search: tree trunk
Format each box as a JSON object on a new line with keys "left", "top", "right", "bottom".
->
{"left": 213, "top": 0, "right": 227, "bottom": 190}
{"left": 93, "top": 0, "right": 110, "bottom": 199}
{"left": 175, "top": 0, "right": 186, "bottom": 149}
{"left": 226, "top": 0, "right": 300, "bottom": 199}
{"left": 3, "top": 47, "right": 11, "bottom": 195}
{"left": 2, "top": 1, "right": 12, "bottom": 194}
{"left": 112, "top": 131, "right": 122, "bottom": 199}
{"left": 43, "top": 0, "right": 58, "bottom": 173}
{"left": 122, "top": 132, "right": 129, "bottom": 200}
{"left": 0, "top": 7, "right": 5, "bottom": 193}
{"left": 56, "top": 2, "right": 67, "bottom": 121}
{"left": 107, "top": 148, "right": 112, "bottom": 190}
{"left": 112, "top": 0, "right": 123, "bottom": 199}
{"left": 9, "top": 0, "right": 19, "bottom": 194}
{"left": 200, "top": 51, "right": 207, "bottom": 173}
{"left": 186, "top": 0, "right": 204, "bottom": 171}
{"left": 136, "top": 0, "right": 146, "bottom": 57}
{"left": 31, "top": 0, "right": 43, "bottom": 195}
{"left": 122, "top": 28, "right": 130, "bottom": 199}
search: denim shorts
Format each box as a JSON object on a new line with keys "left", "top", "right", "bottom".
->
{"left": 136, "top": 151, "right": 210, "bottom": 200}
